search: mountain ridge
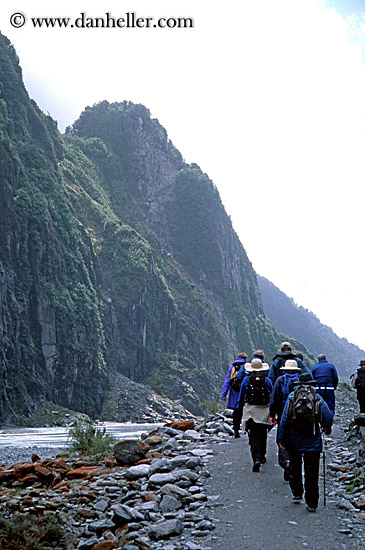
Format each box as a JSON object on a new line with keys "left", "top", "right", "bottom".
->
{"left": 0, "top": 31, "right": 314, "bottom": 422}
{"left": 258, "top": 275, "right": 364, "bottom": 378}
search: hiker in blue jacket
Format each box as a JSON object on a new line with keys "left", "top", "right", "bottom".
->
{"left": 221, "top": 353, "right": 247, "bottom": 438}
{"left": 311, "top": 354, "right": 338, "bottom": 421}
{"left": 269, "top": 341, "right": 312, "bottom": 384}
{"left": 278, "top": 373, "right": 332, "bottom": 513}
{"left": 236, "top": 358, "right": 273, "bottom": 472}
{"left": 269, "top": 359, "right": 301, "bottom": 480}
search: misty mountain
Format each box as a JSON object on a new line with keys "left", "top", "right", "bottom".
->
{"left": 0, "top": 31, "right": 316, "bottom": 423}
{"left": 258, "top": 275, "right": 363, "bottom": 379}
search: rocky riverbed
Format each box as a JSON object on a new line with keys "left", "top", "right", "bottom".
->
{"left": 0, "top": 387, "right": 364, "bottom": 550}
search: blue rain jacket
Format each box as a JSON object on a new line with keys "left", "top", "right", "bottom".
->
{"left": 221, "top": 358, "right": 246, "bottom": 408}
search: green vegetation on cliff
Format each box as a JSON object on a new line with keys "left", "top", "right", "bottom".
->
{"left": 0, "top": 32, "right": 315, "bottom": 422}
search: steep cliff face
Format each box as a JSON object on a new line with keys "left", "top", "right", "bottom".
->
{"left": 0, "top": 34, "right": 106, "bottom": 420}
{"left": 0, "top": 32, "right": 314, "bottom": 422}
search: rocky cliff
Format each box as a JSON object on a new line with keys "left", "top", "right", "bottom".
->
{"left": 0, "top": 32, "right": 314, "bottom": 423}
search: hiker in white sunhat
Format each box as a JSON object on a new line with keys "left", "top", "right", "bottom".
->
{"left": 235, "top": 358, "right": 273, "bottom": 472}
{"left": 269, "top": 359, "right": 302, "bottom": 481}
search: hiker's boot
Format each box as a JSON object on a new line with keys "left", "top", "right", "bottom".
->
{"left": 234, "top": 431, "right": 240, "bottom": 438}
{"left": 252, "top": 460, "right": 261, "bottom": 472}
{"left": 292, "top": 495, "right": 302, "bottom": 503}
{"left": 306, "top": 505, "right": 317, "bottom": 513}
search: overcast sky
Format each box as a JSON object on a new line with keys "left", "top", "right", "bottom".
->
{"left": 1, "top": 0, "right": 365, "bottom": 351}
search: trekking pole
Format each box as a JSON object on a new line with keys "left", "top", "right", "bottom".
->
{"left": 323, "top": 435, "right": 326, "bottom": 506}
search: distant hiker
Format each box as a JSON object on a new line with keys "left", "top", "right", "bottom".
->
{"left": 269, "top": 341, "right": 311, "bottom": 384}
{"left": 351, "top": 360, "right": 365, "bottom": 413}
{"left": 269, "top": 359, "right": 301, "bottom": 480}
{"left": 311, "top": 354, "right": 339, "bottom": 421}
{"left": 234, "top": 349, "right": 267, "bottom": 385}
{"left": 278, "top": 373, "right": 332, "bottom": 513}
{"left": 236, "top": 358, "right": 273, "bottom": 472}
{"left": 221, "top": 353, "right": 248, "bottom": 438}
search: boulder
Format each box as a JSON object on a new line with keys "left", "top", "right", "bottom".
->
{"left": 113, "top": 440, "right": 150, "bottom": 465}
{"left": 148, "top": 518, "right": 184, "bottom": 540}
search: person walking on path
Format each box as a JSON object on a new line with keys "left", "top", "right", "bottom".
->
{"left": 350, "top": 360, "right": 365, "bottom": 413}
{"left": 269, "top": 359, "right": 301, "bottom": 480}
{"left": 221, "top": 353, "right": 248, "bottom": 437}
{"left": 236, "top": 358, "right": 273, "bottom": 472}
{"left": 311, "top": 354, "right": 338, "bottom": 421}
{"left": 278, "top": 373, "right": 332, "bottom": 513}
{"left": 233, "top": 349, "right": 267, "bottom": 387}
{"left": 269, "top": 341, "right": 311, "bottom": 384}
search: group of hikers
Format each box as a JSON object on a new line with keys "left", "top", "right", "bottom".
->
{"left": 221, "top": 341, "right": 365, "bottom": 513}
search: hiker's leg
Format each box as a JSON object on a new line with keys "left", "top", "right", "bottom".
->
{"left": 247, "top": 420, "right": 261, "bottom": 462}
{"left": 358, "top": 393, "right": 365, "bottom": 413}
{"left": 256, "top": 423, "right": 268, "bottom": 461}
{"left": 326, "top": 390, "right": 336, "bottom": 421}
{"left": 233, "top": 407, "right": 243, "bottom": 434}
{"left": 303, "top": 451, "right": 320, "bottom": 509}
{"left": 288, "top": 449, "right": 303, "bottom": 498}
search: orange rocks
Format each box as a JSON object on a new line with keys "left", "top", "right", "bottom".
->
{"left": 164, "top": 420, "right": 195, "bottom": 431}
{"left": 66, "top": 466, "right": 99, "bottom": 479}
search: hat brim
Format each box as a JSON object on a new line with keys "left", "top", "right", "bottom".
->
{"left": 245, "top": 362, "right": 270, "bottom": 372}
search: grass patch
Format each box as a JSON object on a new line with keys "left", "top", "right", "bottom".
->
{"left": 0, "top": 513, "right": 65, "bottom": 550}
{"left": 68, "top": 420, "right": 116, "bottom": 458}
{"left": 346, "top": 471, "right": 365, "bottom": 494}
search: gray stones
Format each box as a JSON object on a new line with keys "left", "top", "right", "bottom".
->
{"left": 125, "top": 464, "right": 151, "bottom": 480}
{"left": 148, "top": 472, "right": 178, "bottom": 487}
{"left": 147, "top": 518, "right": 184, "bottom": 540}
{"left": 112, "top": 504, "right": 145, "bottom": 525}
{"left": 93, "top": 497, "right": 110, "bottom": 512}
{"left": 160, "top": 495, "right": 182, "bottom": 512}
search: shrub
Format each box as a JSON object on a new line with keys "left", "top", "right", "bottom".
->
{"left": 0, "top": 513, "right": 65, "bottom": 550}
{"left": 68, "top": 420, "right": 116, "bottom": 458}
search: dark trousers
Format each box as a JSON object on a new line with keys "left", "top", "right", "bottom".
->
{"left": 246, "top": 419, "right": 268, "bottom": 462}
{"left": 288, "top": 449, "right": 321, "bottom": 509}
{"left": 317, "top": 388, "right": 335, "bottom": 421}
{"left": 233, "top": 407, "right": 243, "bottom": 433}
{"left": 357, "top": 393, "right": 365, "bottom": 413}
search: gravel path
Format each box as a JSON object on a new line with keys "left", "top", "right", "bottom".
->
{"left": 204, "top": 421, "right": 363, "bottom": 549}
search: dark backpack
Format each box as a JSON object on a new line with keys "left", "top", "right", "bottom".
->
{"left": 246, "top": 371, "right": 271, "bottom": 405}
{"left": 229, "top": 363, "right": 244, "bottom": 392}
{"left": 286, "top": 385, "right": 322, "bottom": 434}
{"left": 356, "top": 368, "right": 365, "bottom": 390}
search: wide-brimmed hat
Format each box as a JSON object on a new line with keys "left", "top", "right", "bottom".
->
{"left": 245, "top": 358, "right": 270, "bottom": 372}
{"left": 281, "top": 341, "right": 291, "bottom": 350}
{"left": 293, "top": 373, "right": 317, "bottom": 386}
{"left": 280, "top": 359, "right": 301, "bottom": 372}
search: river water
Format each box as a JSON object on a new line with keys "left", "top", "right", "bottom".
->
{"left": 0, "top": 422, "right": 161, "bottom": 448}
{"left": 0, "top": 422, "right": 162, "bottom": 464}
